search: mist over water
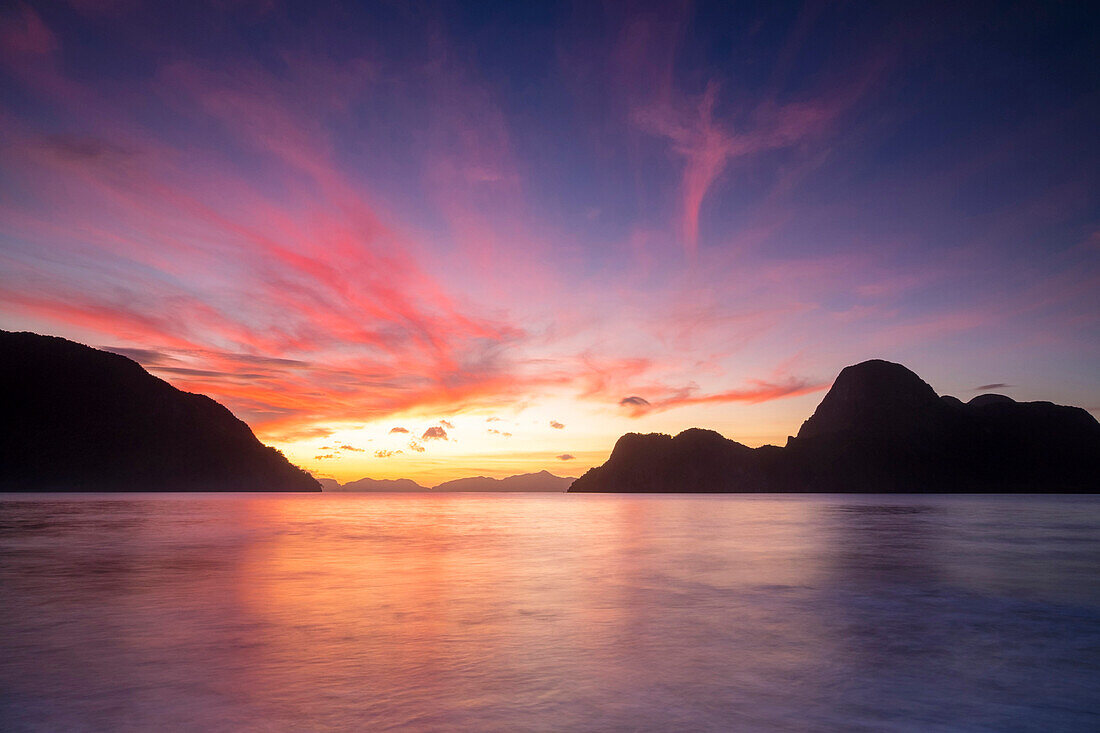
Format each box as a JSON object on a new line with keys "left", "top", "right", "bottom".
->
{"left": 1, "top": 493, "right": 1098, "bottom": 731}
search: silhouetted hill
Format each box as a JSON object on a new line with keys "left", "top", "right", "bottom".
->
{"left": 566, "top": 429, "right": 770, "bottom": 493}
{"left": 337, "top": 477, "right": 426, "bottom": 492}
{"left": 434, "top": 470, "right": 573, "bottom": 492}
{"left": 569, "top": 359, "right": 1100, "bottom": 493}
{"left": 795, "top": 360, "right": 949, "bottom": 441}
{"left": 0, "top": 331, "right": 320, "bottom": 491}
{"left": 316, "top": 478, "right": 342, "bottom": 491}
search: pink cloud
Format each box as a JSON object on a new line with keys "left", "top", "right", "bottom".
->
{"left": 627, "top": 27, "right": 893, "bottom": 261}
{"left": 618, "top": 378, "right": 827, "bottom": 417}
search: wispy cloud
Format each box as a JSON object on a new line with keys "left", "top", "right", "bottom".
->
{"left": 618, "top": 377, "right": 825, "bottom": 417}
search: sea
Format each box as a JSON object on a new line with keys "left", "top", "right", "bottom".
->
{"left": 1, "top": 493, "right": 1098, "bottom": 732}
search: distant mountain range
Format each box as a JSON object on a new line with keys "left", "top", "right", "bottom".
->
{"left": 0, "top": 331, "right": 320, "bottom": 491}
{"left": 570, "top": 359, "right": 1100, "bottom": 493}
{"left": 319, "top": 470, "right": 572, "bottom": 492}
{"left": 324, "top": 477, "right": 427, "bottom": 492}
{"left": 434, "top": 470, "right": 573, "bottom": 492}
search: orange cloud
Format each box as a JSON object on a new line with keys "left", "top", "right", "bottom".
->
{"left": 421, "top": 426, "right": 448, "bottom": 441}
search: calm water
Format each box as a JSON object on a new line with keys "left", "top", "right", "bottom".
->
{"left": 1, "top": 494, "right": 1098, "bottom": 732}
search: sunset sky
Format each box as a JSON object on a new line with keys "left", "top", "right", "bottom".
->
{"left": 1, "top": 1, "right": 1097, "bottom": 483}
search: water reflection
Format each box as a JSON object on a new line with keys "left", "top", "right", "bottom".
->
{"left": 1, "top": 494, "right": 1098, "bottom": 731}
{"left": 826, "top": 502, "right": 944, "bottom": 586}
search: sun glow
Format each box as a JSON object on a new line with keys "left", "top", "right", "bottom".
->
{"left": 277, "top": 399, "right": 615, "bottom": 484}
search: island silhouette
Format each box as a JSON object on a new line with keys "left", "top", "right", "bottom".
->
{"left": 0, "top": 331, "right": 319, "bottom": 491}
{"left": 570, "top": 359, "right": 1100, "bottom": 492}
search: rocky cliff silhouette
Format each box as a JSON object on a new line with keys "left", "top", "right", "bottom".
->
{"left": 0, "top": 331, "right": 320, "bottom": 491}
{"left": 569, "top": 359, "right": 1100, "bottom": 493}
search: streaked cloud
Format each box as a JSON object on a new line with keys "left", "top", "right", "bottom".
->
{"left": 617, "top": 377, "right": 825, "bottom": 417}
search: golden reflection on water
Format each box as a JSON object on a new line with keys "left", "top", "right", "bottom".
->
{"left": 228, "top": 494, "right": 835, "bottom": 727}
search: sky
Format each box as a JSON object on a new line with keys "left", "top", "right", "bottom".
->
{"left": 1, "top": 1, "right": 1097, "bottom": 484}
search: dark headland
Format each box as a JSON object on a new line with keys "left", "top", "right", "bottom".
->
{"left": 569, "top": 359, "right": 1100, "bottom": 493}
{"left": 0, "top": 331, "right": 320, "bottom": 491}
